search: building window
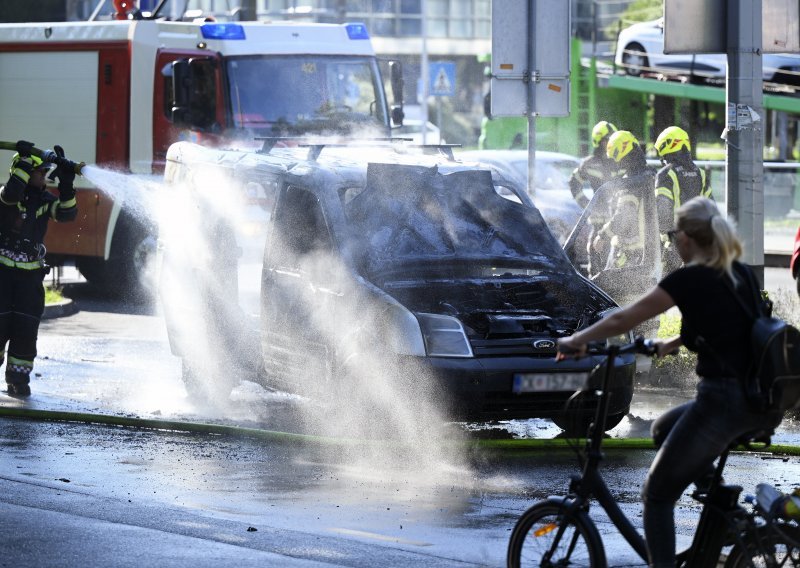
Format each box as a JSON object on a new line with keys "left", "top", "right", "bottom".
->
{"left": 317, "top": 0, "right": 490, "bottom": 39}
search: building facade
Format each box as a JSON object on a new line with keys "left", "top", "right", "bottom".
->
{"left": 48, "top": 0, "right": 639, "bottom": 144}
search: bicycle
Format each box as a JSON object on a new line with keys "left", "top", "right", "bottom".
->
{"left": 507, "top": 337, "right": 800, "bottom": 567}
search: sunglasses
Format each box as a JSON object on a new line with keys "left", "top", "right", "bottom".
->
{"left": 667, "top": 229, "right": 681, "bottom": 243}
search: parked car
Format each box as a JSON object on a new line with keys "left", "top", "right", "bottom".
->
{"left": 458, "top": 149, "right": 584, "bottom": 243}
{"left": 160, "top": 142, "right": 636, "bottom": 432}
{"left": 792, "top": 226, "right": 800, "bottom": 298}
{"left": 615, "top": 18, "right": 800, "bottom": 86}
{"left": 394, "top": 118, "right": 446, "bottom": 145}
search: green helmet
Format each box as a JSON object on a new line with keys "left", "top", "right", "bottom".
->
{"left": 606, "top": 130, "right": 639, "bottom": 163}
{"left": 655, "top": 126, "right": 691, "bottom": 157}
{"left": 591, "top": 121, "right": 618, "bottom": 148}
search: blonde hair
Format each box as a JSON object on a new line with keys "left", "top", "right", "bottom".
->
{"left": 676, "top": 196, "right": 742, "bottom": 281}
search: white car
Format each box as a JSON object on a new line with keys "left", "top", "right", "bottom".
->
{"left": 615, "top": 18, "right": 800, "bottom": 86}
{"left": 458, "top": 149, "right": 584, "bottom": 243}
{"left": 394, "top": 118, "right": 446, "bottom": 145}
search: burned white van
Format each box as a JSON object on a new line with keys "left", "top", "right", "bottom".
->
{"left": 160, "top": 141, "right": 637, "bottom": 431}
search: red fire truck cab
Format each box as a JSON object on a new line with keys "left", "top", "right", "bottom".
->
{"left": 0, "top": 15, "right": 402, "bottom": 297}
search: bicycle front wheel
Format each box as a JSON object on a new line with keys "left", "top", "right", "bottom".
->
{"left": 507, "top": 500, "right": 605, "bottom": 568}
{"left": 725, "top": 523, "right": 800, "bottom": 567}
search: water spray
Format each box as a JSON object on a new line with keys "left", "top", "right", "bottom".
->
{"left": 0, "top": 140, "right": 86, "bottom": 176}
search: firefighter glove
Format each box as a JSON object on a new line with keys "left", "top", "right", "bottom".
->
{"left": 52, "top": 145, "right": 75, "bottom": 187}
{"left": 58, "top": 182, "right": 76, "bottom": 203}
{"left": 10, "top": 155, "right": 34, "bottom": 181}
{"left": 16, "top": 140, "right": 35, "bottom": 157}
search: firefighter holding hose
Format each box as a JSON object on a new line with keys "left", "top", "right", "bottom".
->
{"left": 0, "top": 140, "right": 78, "bottom": 396}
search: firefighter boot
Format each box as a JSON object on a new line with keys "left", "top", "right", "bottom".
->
{"left": 6, "top": 370, "right": 31, "bottom": 397}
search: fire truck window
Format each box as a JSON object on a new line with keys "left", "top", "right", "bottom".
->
{"left": 227, "top": 56, "right": 382, "bottom": 130}
{"left": 189, "top": 59, "right": 217, "bottom": 129}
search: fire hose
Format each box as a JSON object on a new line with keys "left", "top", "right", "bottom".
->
{"left": 0, "top": 141, "right": 85, "bottom": 177}
{"left": 1, "top": 405, "right": 799, "bottom": 455}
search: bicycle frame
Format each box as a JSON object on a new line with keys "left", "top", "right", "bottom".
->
{"left": 537, "top": 340, "right": 756, "bottom": 566}
{"left": 559, "top": 344, "right": 650, "bottom": 560}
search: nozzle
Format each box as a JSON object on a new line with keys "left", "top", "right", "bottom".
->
{"left": 37, "top": 148, "right": 84, "bottom": 177}
{"left": 39, "top": 149, "right": 58, "bottom": 163}
{"left": 0, "top": 141, "right": 84, "bottom": 177}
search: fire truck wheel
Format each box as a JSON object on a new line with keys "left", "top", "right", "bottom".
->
{"left": 76, "top": 215, "right": 158, "bottom": 301}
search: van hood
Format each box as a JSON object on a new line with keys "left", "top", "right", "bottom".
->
{"left": 344, "top": 163, "right": 573, "bottom": 277}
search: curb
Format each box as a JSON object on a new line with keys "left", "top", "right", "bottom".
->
{"left": 2, "top": 406, "right": 800, "bottom": 456}
{"left": 42, "top": 298, "right": 78, "bottom": 320}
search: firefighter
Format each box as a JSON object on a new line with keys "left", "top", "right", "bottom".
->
{"left": 0, "top": 141, "right": 77, "bottom": 396}
{"left": 654, "top": 126, "right": 713, "bottom": 274}
{"left": 568, "top": 120, "right": 620, "bottom": 208}
{"left": 570, "top": 121, "right": 621, "bottom": 277}
{"left": 593, "top": 130, "right": 655, "bottom": 272}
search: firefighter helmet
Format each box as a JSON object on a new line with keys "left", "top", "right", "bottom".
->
{"left": 606, "top": 130, "right": 639, "bottom": 163}
{"left": 591, "top": 121, "right": 618, "bottom": 148}
{"left": 655, "top": 126, "right": 691, "bottom": 157}
{"left": 10, "top": 153, "right": 49, "bottom": 174}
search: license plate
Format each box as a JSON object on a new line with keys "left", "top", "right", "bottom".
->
{"left": 512, "top": 373, "right": 587, "bottom": 393}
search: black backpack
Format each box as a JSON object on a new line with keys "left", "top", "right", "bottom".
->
{"left": 726, "top": 263, "right": 800, "bottom": 413}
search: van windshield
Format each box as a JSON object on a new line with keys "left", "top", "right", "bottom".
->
{"left": 226, "top": 55, "right": 388, "bottom": 135}
{"left": 344, "top": 164, "right": 573, "bottom": 278}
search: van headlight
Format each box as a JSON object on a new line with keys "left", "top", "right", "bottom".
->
{"left": 597, "top": 308, "right": 633, "bottom": 346}
{"left": 415, "top": 313, "right": 474, "bottom": 358}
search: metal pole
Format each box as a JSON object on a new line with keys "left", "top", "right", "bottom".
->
{"left": 726, "top": 0, "right": 764, "bottom": 283}
{"left": 436, "top": 97, "right": 443, "bottom": 144}
{"left": 527, "top": 0, "right": 537, "bottom": 200}
{"left": 421, "top": 0, "right": 429, "bottom": 145}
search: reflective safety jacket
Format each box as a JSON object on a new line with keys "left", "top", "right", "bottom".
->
{"left": 598, "top": 168, "right": 656, "bottom": 269}
{"left": 655, "top": 159, "right": 712, "bottom": 236}
{"left": 0, "top": 169, "right": 77, "bottom": 270}
{"left": 568, "top": 151, "right": 618, "bottom": 209}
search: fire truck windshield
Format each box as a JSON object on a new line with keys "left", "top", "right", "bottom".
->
{"left": 226, "top": 55, "right": 389, "bottom": 135}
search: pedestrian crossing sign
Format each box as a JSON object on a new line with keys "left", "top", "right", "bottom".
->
{"left": 430, "top": 62, "right": 456, "bottom": 97}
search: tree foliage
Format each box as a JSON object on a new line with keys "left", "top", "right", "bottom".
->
{"left": 619, "top": 0, "right": 663, "bottom": 25}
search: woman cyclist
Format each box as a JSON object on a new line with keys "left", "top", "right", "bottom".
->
{"left": 557, "top": 196, "right": 783, "bottom": 567}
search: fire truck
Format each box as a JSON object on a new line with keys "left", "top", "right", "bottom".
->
{"left": 0, "top": 3, "right": 403, "bottom": 297}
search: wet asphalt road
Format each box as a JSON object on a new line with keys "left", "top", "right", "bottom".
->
{"left": 2, "top": 412, "right": 800, "bottom": 567}
{"left": 0, "top": 268, "right": 798, "bottom": 566}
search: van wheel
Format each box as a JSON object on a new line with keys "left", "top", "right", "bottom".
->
{"left": 77, "top": 215, "right": 158, "bottom": 302}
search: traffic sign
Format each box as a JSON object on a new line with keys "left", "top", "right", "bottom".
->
{"left": 490, "top": 0, "right": 570, "bottom": 117}
{"left": 665, "top": 0, "right": 800, "bottom": 54}
{"left": 430, "top": 62, "right": 456, "bottom": 97}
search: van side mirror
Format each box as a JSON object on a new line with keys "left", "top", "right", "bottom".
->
{"left": 169, "top": 57, "right": 217, "bottom": 130}
{"left": 389, "top": 60, "right": 404, "bottom": 127}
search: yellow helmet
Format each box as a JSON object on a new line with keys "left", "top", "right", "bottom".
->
{"left": 10, "top": 153, "right": 47, "bottom": 175}
{"left": 591, "top": 121, "right": 618, "bottom": 148}
{"left": 606, "top": 130, "right": 639, "bottom": 163}
{"left": 655, "top": 126, "right": 691, "bottom": 157}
